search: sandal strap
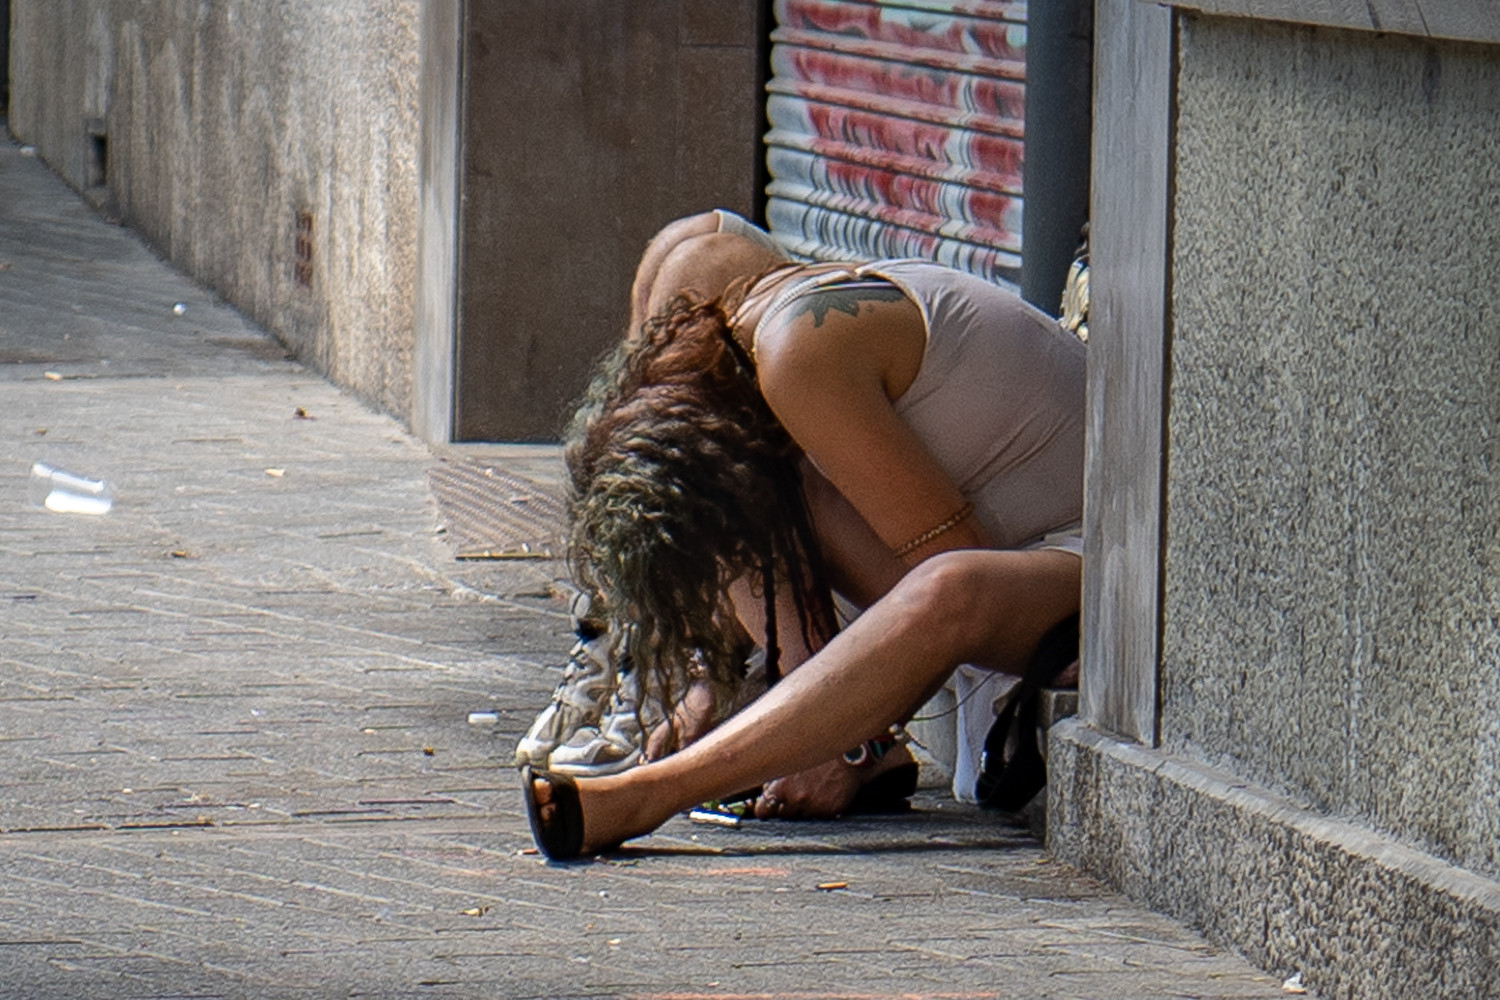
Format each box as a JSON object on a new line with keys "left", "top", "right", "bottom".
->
{"left": 521, "top": 765, "right": 585, "bottom": 861}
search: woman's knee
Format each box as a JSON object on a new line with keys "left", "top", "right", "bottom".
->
{"left": 882, "top": 551, "right": 997, "bottom": 654}
{"left": 883, "top": 549, "right": 1080, "bottom": 667}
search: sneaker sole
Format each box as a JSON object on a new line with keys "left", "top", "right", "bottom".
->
{"left": 547, "top": 748, "right": 642, "bottom": 777}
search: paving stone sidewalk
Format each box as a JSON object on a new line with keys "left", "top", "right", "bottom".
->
{"left": 0, "top": 129, "right": 1297, "bottom": 999}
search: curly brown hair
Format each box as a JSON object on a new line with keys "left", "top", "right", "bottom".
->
{"left": 564, "top": 291, "right": 838, "bottom": 722}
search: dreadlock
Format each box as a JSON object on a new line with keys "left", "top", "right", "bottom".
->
{"left": 564, "top": 290, "right": 838, "bottom": 725}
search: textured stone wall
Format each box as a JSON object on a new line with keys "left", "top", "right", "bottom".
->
{"left": 8, "top": 0, "right": 419, "bottom": 422}
{"left": 1163, "top": 15, "right": 1500, "bottom": 880}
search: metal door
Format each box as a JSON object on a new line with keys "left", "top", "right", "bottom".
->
{"left": 764, "top": 0, "right": 1028, "bottom": 284}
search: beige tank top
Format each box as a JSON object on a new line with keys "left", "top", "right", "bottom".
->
{"left": 752, "top": 260, "right": 1085, "bottom": 551}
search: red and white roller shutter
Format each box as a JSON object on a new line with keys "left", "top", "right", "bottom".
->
{"left": 765, "top": 0, "right": 1027, "bottom": 284}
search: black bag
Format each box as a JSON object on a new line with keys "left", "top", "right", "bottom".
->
{"left": 974, "top": 613, "right": 1079, "bottom": 812}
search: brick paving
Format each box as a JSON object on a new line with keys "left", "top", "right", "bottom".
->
{"left": 0, "top": 128, "right": 1296, "bottom": 999}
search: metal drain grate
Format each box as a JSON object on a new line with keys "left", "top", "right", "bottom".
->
{"left": 427, "top": 460, "right": 567, "bottom": 560}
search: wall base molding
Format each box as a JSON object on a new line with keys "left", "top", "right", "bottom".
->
{"left": 1048, "top": 719, "right": 1500, "bottom": 1000}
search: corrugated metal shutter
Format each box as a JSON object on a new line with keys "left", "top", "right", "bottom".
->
{"left": 765, "top": 0, "right": 1027, "bottom": 284}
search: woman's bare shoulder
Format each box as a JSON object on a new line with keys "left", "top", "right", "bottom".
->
{"left": 754, "top": 282, "right": 926, "bottom": 403}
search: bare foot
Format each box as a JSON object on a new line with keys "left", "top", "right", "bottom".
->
{"left": 524, "top": 769, "right": 586, "bottom": 860}
{"left": 528, "top": 768, "right": 670, "bottom": 857}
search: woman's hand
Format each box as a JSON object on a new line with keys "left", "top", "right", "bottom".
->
{"left": 753, "top": 743, "right": 916, "bottom": 820}
{"left": 644, "top": 677, "right": 717, "bottom": 761}
{"left": 753, "top": 757, "right": 864, "bottom": 819}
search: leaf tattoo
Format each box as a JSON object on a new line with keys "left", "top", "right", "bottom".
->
{"left": 789, "top": 285, "right": 908, "bottom": 327}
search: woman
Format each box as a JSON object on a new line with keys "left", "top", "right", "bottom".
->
{"left": 522, "top": 214, "right": 1085, "bottom": 860}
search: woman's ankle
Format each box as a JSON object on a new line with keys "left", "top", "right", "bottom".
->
{"left": 577, "top": 767, "right": 680, "bottom": 852}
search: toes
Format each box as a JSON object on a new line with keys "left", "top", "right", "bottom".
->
{"left": 531, "top": 775, "right": 556, "bottom": 822}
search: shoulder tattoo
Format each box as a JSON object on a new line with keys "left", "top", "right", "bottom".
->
{"left": 789, "top": 285, "right": 908, "bottom": 327}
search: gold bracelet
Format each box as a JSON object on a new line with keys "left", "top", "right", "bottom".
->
{"left": 891, "top": 501, "right": 974, "bottom": 557}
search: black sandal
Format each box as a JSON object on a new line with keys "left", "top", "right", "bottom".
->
{"left": 520, "top": 764, "right": 586, "bottom": 861}
{"left": 846, "top": 761, "right": 919, "bottom": 815}
{"left": 975, "top": 613, "right": 1079, "bottom": 813}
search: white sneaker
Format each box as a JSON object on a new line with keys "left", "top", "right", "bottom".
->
{"left": 512, "top": 603, "right": 621, "bottom": 768}
{"left": 550, "top": 645, "right": 768, "bottom": 776}
{"left": 547, "top": 663, "right": 657, "bottom": 776}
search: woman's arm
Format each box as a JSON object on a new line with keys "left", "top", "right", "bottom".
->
{"left": 754, "top": 287, "right": 992, "bottom": 569}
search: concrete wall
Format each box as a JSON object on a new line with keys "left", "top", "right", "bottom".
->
{"left": 8, "top": 1, "right": 771, "bottom": 443}
{"left": 1052, "top": 11, "right": 1500, "bottom": 999}
{"left": 7, "top": 0, "right": 419, "bottom": 422}
{"left": 1165, "top": 13, "right": 1500, "bottom": 884}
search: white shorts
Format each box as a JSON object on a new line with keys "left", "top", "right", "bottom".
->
{"left": 1025, "top": 520, "right": 1084, "bottom": 558}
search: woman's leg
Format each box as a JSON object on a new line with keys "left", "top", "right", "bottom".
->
{"left": 531, "top": 546, "right": 1080, "bottom": 853}
{"left": 643, "top": 463, "right": 921, "bottom": 763}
